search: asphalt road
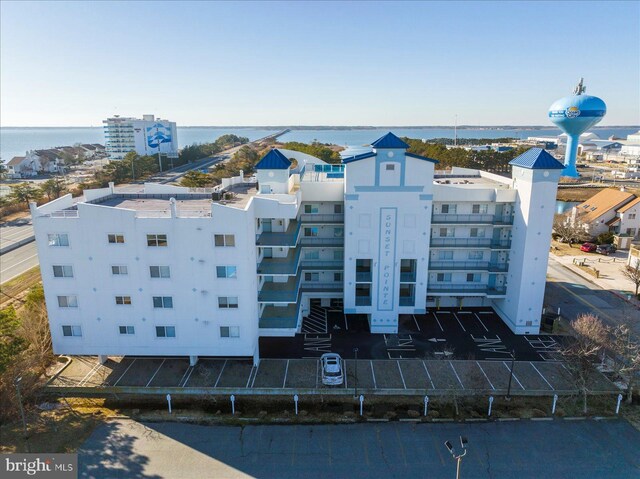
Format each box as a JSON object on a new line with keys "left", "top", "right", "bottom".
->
{"left": 545, "top": 256, "right": 640, "bottom": 339}
{"left": 0, "top": 241, "right": 38, "bottom": 283}
{"left": 0, "top": 215, "right": 34, "bottom": 251}
{"left": 78, "top": 419, "right": 640, "bottom": 479}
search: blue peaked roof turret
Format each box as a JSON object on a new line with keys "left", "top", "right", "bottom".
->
{"left": 255, "top": 149, "right": 292, "bottom": 170}
{"left": 371, "top": 132, "right": 410, "bottom": 149}
{"left": 509, "top": 148, "right": 565, "bottom": 170}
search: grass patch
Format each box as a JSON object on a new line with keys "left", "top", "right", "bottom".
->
{"left": 1, "top": 266, "right": 42, "bottom": 307}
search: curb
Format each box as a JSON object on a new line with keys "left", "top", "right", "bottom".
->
{"left": 530, "top": 417, "right": 553, "bottom": 421}
{"left": 496, "top": 417, "right": 520, "bottom": 422}
{"left": 399, "top": 418, "right": 420, "bottom": 422}
{"left": 593, "top": 416, "right": 618, "bottom": 421}
{"left": 366, "top": 418, "right": 389, "bottom": 423}
{"left": 464, "top": 418, "right": 488, "bottom": 422}
{"left": 431, "top": 418, "right": 455, "bottom": 422}
{"left": 563, "top": 417, "right": 586, "bottom": 421}
{"left": 44, "top": 356, "right": 73, "bottom": 386}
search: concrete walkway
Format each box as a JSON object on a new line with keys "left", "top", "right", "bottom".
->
{"left": 550, "top": 251, "right": 640, "bottom": 309}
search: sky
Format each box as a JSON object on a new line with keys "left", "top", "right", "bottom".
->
{"left": 1, "top": 1, "right": 638, "bottom": 127}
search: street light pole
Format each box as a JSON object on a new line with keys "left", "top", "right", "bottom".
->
{"left": 354, "top": 348, "right": 359, "bottom": 398}
{"left": 506, "top": 349, "right": 516, "bottom": 401}
{"left": 14, "top": 377, "right": 30, "bottom": 452}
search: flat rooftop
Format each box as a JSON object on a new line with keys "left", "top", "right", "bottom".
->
{"left": 433, "top": 174, "right": 512, "bottom": 189}
{"left": 85, "top": 184, "right": 258, "bottom": 216}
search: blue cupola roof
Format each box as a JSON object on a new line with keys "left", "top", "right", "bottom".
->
{"left": 371, "top": 132, "right": 410, "bottom": 149}
{"left": 255, "top": 149, "right": 292, "bottom": 170}
{"left": 509, "top": 148, "right": 565, "bottom": 170}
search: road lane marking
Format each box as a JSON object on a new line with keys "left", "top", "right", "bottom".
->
{"left": 397, "top": 361, "right": 407, "bottom": 389}
{"left": 476, "top": 361, "right": 495, "bottom": 390}
{"left": 113, "top": 358, "right": 136, "bottom": 386}
{"left": 449, "top": 361, "right": 465, "bottom": 389}
{"left": 502, "top": 361, "right": 525, "bottom": 390}
{"left": 553, "top": 279, "right": 615, "bottom": 322}
{"left": 433, "top": 313, "right": 444, "bottom": 332}
{"left": 283, "top": 359, "right": 290, "bottom": 388}
{"left": 250, "top": 361, "right": 260, "bottom": 388}
{"left": 412, "top": 314, "right": 421, "bottom": 331}
{"left": 79, "top": 362, "right": 102, "bottom": 386}
{"left": 181, "top": 366, "right": 195, "bottom": 387}
{"left": 453, "top": 312, "right": 467, "bottom": 332}
{"left": 530, "top": 362, "right": 555, "bottom": 390}
{"left": 146, "top": 359, "right": 166, "bottom": 387}
{"left": 474, "top": 313, "right": 489, "bottom": 332}
{"left": 370, "top": 361, "right": 377, "bottom": 389}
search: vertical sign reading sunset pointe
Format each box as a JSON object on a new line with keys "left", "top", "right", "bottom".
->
{"left": 377, "top": 208, "right": 397, "bottom": 311}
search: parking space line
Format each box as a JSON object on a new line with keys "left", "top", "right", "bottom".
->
{"left": 453, "top": 313, "right": 467, "bottom": 332}
{"left": 502, "top": 361, "right": 524, "bottom": 390}
{"left": 145, "top": 359, "right": 166, "bottom": 387}
{"left": 248, "top": 361, "right": 259, "bottom": 388}
{"left": 473, "top": 313, "right": 489, "bottom": 332}
{"left": 283, "top": 360, "right": 290, "bottom": 388}
{"left": 476, "top": 361, "right": 494, "bottom": 390}
{"left": 181, "top": 366, "right": 195, "bottom": 387}
{"left": 246, "top": 366, "right": 255, "bottom": 388}
{"left": 344, "top": 360, "right": 348, "bottom": 389}
{"left": 214, "top": 360, "right": 227, "bottom": 388}
{"left": 78, "top": 362, "right": 102, "bottom": 386}
{"left": 433, "top": 313, "right": 444, "bottom": 332}
{"left": 449, "top": 361, "right": 465, "bottom": 389}
{"left": 397, "top": 361, "right": 407, "bottom": 389}
{"left": 315, "top": 360, "right": 319, "bottom": 389}
{"left": 412, "top": 315, "right": 421, "bottom": 332}
{"left": 178, "top": 366, "right": 192, "bottom": 387}
{"left": 113, "top": 358, "right": 136, "bottom": 386}
{"left": 344, "top": 314, "right": 348, "bottom": 330}
{"left": 421, "top": 361, "right": 435, "bottom": 389}
{"left": 530, "top": 362, "right": 555, "bottom": 390}
{"left": 370, "top": 361, "right": 377, "bottom": 389}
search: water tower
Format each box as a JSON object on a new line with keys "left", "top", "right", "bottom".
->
{"left": 548, "top": 79, "right": 606, "bottom": 177}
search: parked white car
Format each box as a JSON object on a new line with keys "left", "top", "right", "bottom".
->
{"left": 321, "top": 353, "right": 344, "bottom": 386}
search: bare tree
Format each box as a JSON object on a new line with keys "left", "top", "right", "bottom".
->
{"left": 553, "top": 214, "right": 592, "bottom": 246}
{"left": 621, "top": 263, "right": 640, "bottom": 297}
{"left": 609, "top": 325, "right": 640, "bottom": 403}
{"left": 561, "top": 313, "right": 608, "bottom": 413}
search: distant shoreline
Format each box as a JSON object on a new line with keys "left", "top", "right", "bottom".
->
{"left": 2, "top": 125, "right": 638, "bottom": 130}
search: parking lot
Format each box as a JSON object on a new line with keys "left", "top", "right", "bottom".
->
{"left": 261, "top": 306, "right": 567, "bottom": 361}
{"left": 48, "top": 355, "right": 617, "bottom": 396}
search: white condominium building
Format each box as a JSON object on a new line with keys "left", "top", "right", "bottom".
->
{"left": 32, "top": 133, "right": 564, "bottom": 365}
{"left": 103, "top": 114, "right": 178, "bottom": 160}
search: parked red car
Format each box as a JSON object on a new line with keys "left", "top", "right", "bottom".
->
{"left": 580, "top": 242, "right": 597, "bottom": 252}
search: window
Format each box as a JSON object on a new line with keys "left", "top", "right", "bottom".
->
{"left": 115, "top": 296, "right": 132, "bottom": 305}
{"left": 333, "top": 250, "right": 344, "bottom": 260}
{"left": 355, "top": 284, "right": 371, "bottom": 305}
{"left": 220, "top": 326, "right": 240, "bottom": 338}
{"left": 214, "top": 234, "right": 235, "bottom": 247}
{"left": 334, "top": 227, "right": 344, "bottom": 238}
{"left": 334, "top": 272, "right": 342, "bottom": 282}
{"left": 399, "top": 284, "right": 415, "bottom": 306}
{"left": 149, "top": 265, "right": 171, "bottom": 278}
{"left": 304, "top": 204, "right": 319, "bottom": 214}
{"left": 108, "top": 233, "right": 125, "bottom": 244}
{"left": 470, "top": 228, "right": 485, "bottom": 238}
{"left": 385, "top": 164, "right": 395, "bottom": 171}
{"left": 153, "top": 296, "right": 173, "bottom": 308}
{"left": 467, "top": 273, "right": 481, "bottom": 282}
{"left": 468, "top": 251, "right": 483, "bottom": 260}
{"left": 305, "top": 272, "right": 319, "bottom": 282}
{"left": 304, "top": 227, "right": 318, "bottom": 237}
{"left": 62, "top": 325, "right": 82, "bottom": 337}
{"left": 437, "top": 273, "right": 452, "bottom": 282}
{"left": 156, "top": 326, "right": 176, "bottom": 338}
{"left": 48, "top": 233, "right": 69, "bottom": 247}
{"left": 629, "top": 214, "right": 636, "bottom": 220}
{"left": 111, "top": 265, "right": 128, "bottom": 275}
{"left": 472, "top": 204, "right": 488, "bottom": 214}
{"left": 57, "top": 295, "right": 78, "bottom": 308}
{"left": 441, "top": 204, "right": 457, "bottom": 214}
{"left": 216, "top": 266, "right": 237, "bottom": 278}
{"left": 53, "top": 265, "right": 73, "bottom": 278}
{"left": 305, "top": 250, "right": 320, "bottom": 260}
{"left": 119, "top": 326, "right": 135, "bottom": 335}
{"left": 218, "top": 296, "right": 239, "bottom": 309}
{"left": 438, "top": 251, "right": 454, "bottom": 260}
{"left": 626, "top": 228, "right": 637, "bottom": 237}
{"left": 147, "top": 234, "right": 168, "bottom": 247}
{"left": 334, "top": 204, "right": 343, "bottom": 214}
{"left": 439, "top": 228, "right": 455, "bottom": 237}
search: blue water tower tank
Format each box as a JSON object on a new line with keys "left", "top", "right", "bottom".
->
{"left": 548, "top": 79, "right": 606, "bottom": 177}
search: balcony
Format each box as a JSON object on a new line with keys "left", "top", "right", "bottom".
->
{"left": 300, "top": 259, "right": 343, "bottom": 271}
{"left": 256, "top": 220, "right": 300, "bottom": 247}
{"left": 428, "top": 261, "right": 509, "bottom": 272}
{"left": 430, "top": 238, "right": 511, "bottom": 249}
{"left": 431, "top": 214, "right": 514, "bottom": 225}
{"left": 299, "top": 236, "right": 344, "bottom": 246}
{"left": 300, "top": 281, "right": 343, "bottom": 294}
{"left": 258, "top": 276, "right": 299, "bottom": 302}
{"left": 427, "top": 284, "right": 507, "bottom": 296}
{"left": 299, "top": 213, "right": 344, "bottom": 223}
{"left": 257, "top": 248, "right": 301, "bottom": 275}
{"left": 259, "top": 304, "right": 299, "bottom": 329}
